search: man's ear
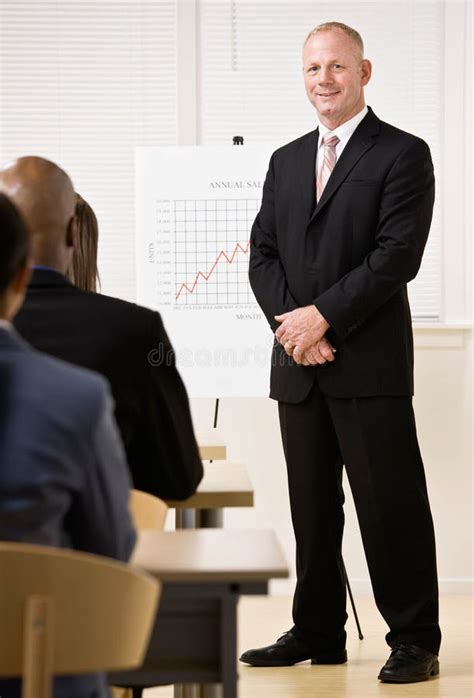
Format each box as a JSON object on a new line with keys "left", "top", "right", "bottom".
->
{"left": 360, "top": 59, "right": 372, "bottom": 86}
{"left": 66, "top": 214, "right": 77, "bottom": 248}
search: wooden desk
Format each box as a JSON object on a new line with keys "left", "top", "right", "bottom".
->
{"left": 110, "top": 529, "right": 288, "bottom": 698}
{"left": 166, "top": 462, "right": 254, "bottom": 528}
{"left": 197, "top": 432, "right": 227, "bottom": 461}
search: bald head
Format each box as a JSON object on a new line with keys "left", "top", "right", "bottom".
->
{"left": 0, "top": 156, "right": 76, "bottom": 272}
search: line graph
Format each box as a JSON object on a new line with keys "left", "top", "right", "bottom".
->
{"left": 176, "top": 241, "right": 250, "bottom": 300}
{"left": 170, "top": 198, "right": 260, "bottom": 306}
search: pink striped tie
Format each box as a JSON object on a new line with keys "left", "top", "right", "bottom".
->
{"left": 316, "top": 133, "right": 340, "bottom": 201}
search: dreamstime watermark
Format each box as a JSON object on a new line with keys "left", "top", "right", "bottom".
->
{"left": 148, "top": 338, "right": 291, "bottom": 369}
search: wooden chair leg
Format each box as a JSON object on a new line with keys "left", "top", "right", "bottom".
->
{"left": 22, "top": 595, "right": 53, "bottom": 698}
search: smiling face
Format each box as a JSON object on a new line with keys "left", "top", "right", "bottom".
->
{"left": 303, "top": 28, "right": 372, "bottom": 129}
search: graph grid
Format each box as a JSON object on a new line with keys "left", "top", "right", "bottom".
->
{"left": 172, "top": 198, "right": 260, "bottom": 306}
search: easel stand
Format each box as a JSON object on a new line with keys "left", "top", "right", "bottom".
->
{"left": 210, "top": 392, "right": 363, "bottom": 640}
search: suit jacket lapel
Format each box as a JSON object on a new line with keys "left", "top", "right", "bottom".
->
{"left": 310, "top": 108, "right": 381, "bottom": 222}
{"left": 296, "top": 128, "right": 319, "bottom": 224}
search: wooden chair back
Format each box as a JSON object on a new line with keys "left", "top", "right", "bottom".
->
{"left": 130, "top": 489, "right": 168, "bottom": 530}
{"left": 0, "top": 542, "right": 160, "bottom": 698}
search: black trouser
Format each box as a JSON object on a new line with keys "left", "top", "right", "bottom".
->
{"left": 278, "top": 382, "right": 441, "bottom": 655}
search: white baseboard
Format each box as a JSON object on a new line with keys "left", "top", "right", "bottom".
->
{"left": 270, "top": 578, "right": 474, "bottom": 596}
{"left": 437, "top": 578, "right": 474, "bottom": 594}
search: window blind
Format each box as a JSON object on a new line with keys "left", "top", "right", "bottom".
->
{"left": 198, "top": 0, "right": 443, "bottom": 321}
{"left": 0, "top": 0, "right": 178, "bottom": 302}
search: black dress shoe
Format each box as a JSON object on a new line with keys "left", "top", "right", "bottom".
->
{"left": 239, "top": 629, "right": 347, "bottom": 667}
{"left": 378, "top": 644, "right": 440, "bottom": 683}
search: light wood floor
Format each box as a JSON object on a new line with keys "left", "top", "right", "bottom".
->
{"left": 145, "top": 595, "right": 473, "bottom": 698}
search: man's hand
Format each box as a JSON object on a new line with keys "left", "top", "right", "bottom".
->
{"left": 275, "top": 305, "right": 330, "bottom": 363}
{"left": 300, "top": 337, "right": 336, "bottom": 366}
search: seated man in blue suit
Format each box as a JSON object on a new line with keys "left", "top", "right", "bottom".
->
{"left": 0, "top": 192, "right": 136, "bottom": 697}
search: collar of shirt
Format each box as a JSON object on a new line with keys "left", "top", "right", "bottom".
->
{"left": 317, "top": 105, "right": 369, "bottom": 160}
{"left": 0, "top": 319, "right": 13, "bottom": 331}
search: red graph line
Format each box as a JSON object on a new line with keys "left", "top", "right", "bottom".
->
{"left": 176, "top": 240, "right": 250, "bottom": 300}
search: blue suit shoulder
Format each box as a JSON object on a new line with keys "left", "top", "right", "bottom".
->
{"left": 18, "top": 341, "right": 110, "bottom": 425}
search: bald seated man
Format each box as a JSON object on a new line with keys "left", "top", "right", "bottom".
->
{"left": 0, "top": 192, "right": 135, "bottom": 698}
{"left": 0, "top": 156, "right": 203, "bottom": 500}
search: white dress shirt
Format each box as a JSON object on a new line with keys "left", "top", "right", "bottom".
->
{"left": 317, "top": 105, "right": 369, "bottom": 163}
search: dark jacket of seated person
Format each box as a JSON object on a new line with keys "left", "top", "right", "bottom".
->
{"left": 1, "top": 156, "right": 202, "bottom": 501}
{"left": 14, "top": 268, "right": 204, "bottom": 500}
{"left": 0, "top": 191, "right": 136, "bottom": 698}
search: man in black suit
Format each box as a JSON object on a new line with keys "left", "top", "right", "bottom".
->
{"left": 0, "top": 156, "right": 203, "bottom": 501}
{"left": 241, "top": 22, "right": 441, "bottom": 683}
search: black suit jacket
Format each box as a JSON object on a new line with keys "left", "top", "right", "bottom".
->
{"left": 249, "top": 108, "right": 435, "bottom": 402}
{"left": 14, "top": 269, "right": 203, "bottom": 500}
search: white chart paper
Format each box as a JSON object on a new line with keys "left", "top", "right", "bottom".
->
{"left": 136, "top": 145, "right": 276, "bottom": 397}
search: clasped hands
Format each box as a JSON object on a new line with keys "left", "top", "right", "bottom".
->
{"left": 274, "top": 305, "right": 335, "bottom": 366}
